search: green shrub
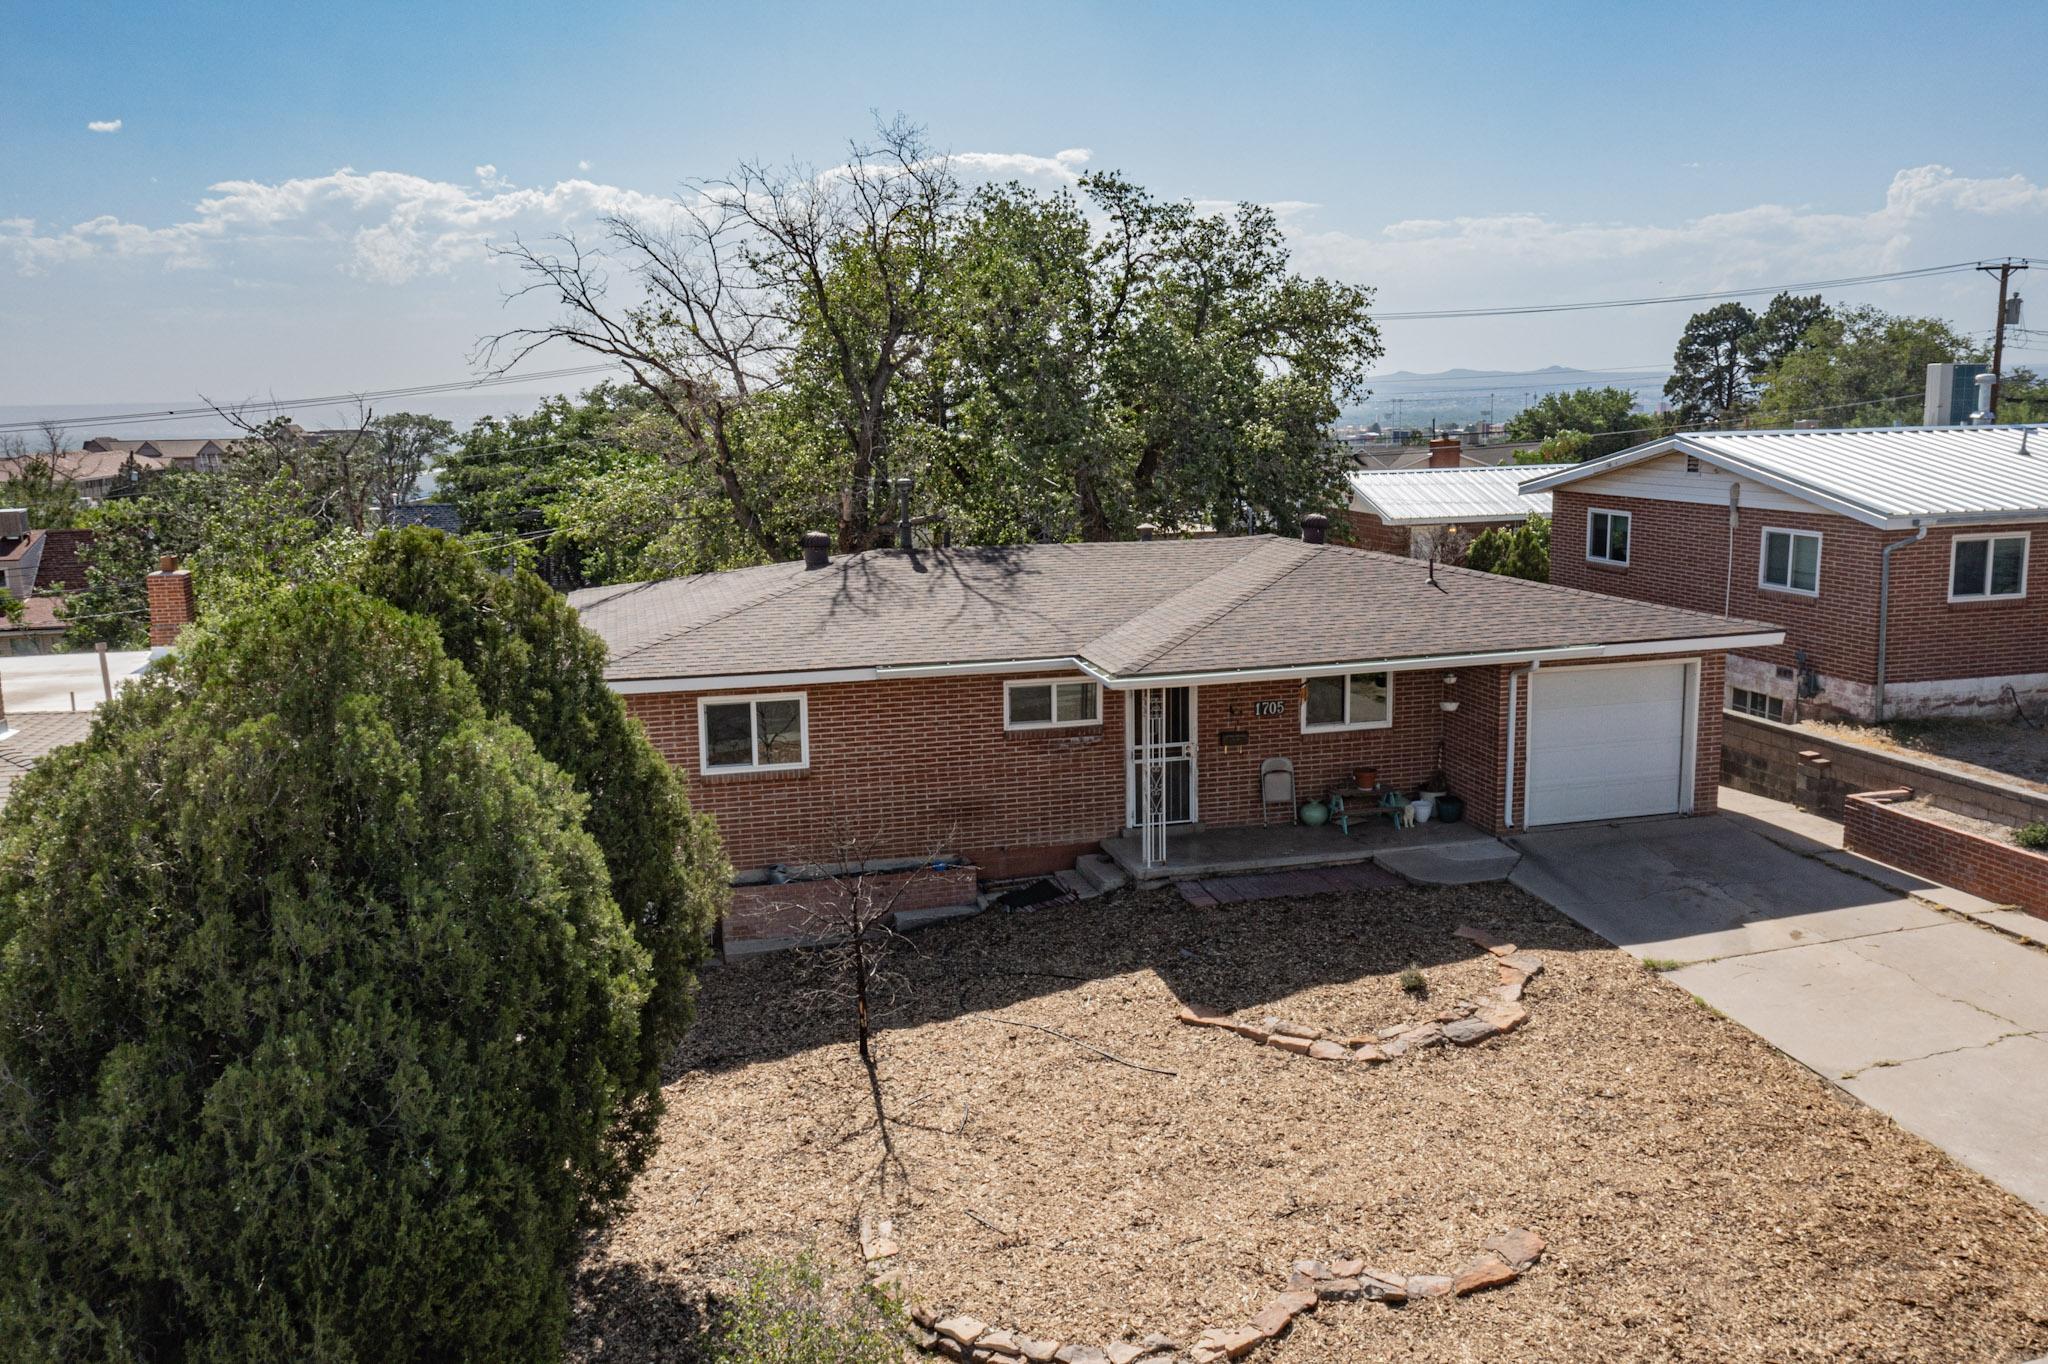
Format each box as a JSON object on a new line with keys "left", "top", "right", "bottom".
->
{"left": 1399, "top": 966, "right": 1427, "bottom": 995}
{"left": 356, "top": 526, "right": 728, "bottom": 1204}
{"left": 0, "top": 585, "right": 651, "bottom": 1362}
{"left": 2015, "top": 820, "right": 2048, "bottom": 851}
{"left": 707, "top": 1257, "right": 906, "bottom": 1364}
{"left": 1464, "top": 513, "right": 1550, "bottom": 582}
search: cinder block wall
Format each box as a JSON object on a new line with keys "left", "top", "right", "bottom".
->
{"left": 1723, "top": 712, "right": 2048, "bottom": 825}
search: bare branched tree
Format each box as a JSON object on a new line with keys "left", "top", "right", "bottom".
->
{"left": 480, "top": 116, "right": 959, "bottom": 558}
{"left": 783, "top": 831, "right": 957, "bottom": 1180}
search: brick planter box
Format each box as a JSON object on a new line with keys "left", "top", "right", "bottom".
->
{"left": 725, "top": 864, "right": 981, "bottom": 952}
{"left": 1843, "top": 790, "right": 2048, "bottom": 920}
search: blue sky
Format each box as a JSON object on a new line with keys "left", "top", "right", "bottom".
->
{"left": 6, "top": 0, "right": 2048, "bottom": 413}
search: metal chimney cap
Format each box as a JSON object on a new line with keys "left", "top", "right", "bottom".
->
{"left": 1301, "top": 513, "right": 1330, "bottom": 545}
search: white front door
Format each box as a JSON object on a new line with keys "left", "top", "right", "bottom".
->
{"left": 1126, "top": 685, "right": 1197, "bottom": 827}
{"left": 1525, "top": 662, "right": 1693, "bottom": 826}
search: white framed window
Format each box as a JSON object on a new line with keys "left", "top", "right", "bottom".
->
{"left": 1759, "top": 527, "right": 1822, "bottom": 596}
{"left": 1728, "top": 686, "right": 1785, "bottom": 721}
{"left": 1587, "top": 508, "right": 1631, "bottom": 565}
{"left": 698, "top": 692, "right": 808, "bottom": 773}
{"left": 1004, "top": 678, "right": 1100, "bottom": 730}
{"left": 1301, "top": 671, "right": 1393, "bottom": 732}
{"left": 1949, "top": 531, "right": 2028, "bottom": 602}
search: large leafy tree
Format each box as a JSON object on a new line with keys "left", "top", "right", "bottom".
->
{"left": 354, "top": 527, "right": 726, "bottom": 1191}
{"left": 0, "top": 585, "right": 650, "bottom": 1361}
{"left": 1753, "top": 304, "right": 1983, "bottom": 427}
{"left": 486, "top": 121, "right": 1382, "bottom": 565}
{"left": 1503, "top": 386, "right": 1643, "bottom": 458}
{"left": 1742, "top": 292, "right": 1830, "bottom": 375}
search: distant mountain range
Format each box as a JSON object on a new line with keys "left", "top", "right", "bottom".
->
{"left": 1342, "top": 365, "right": 1671, "bottom": 426}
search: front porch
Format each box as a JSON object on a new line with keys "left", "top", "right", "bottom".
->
{"left": 1100, "top": 815, "right": 1510, "bottom": 886}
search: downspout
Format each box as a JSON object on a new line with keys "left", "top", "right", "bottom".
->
{"left": 1874, "top": 523, "right": 1928, "bottom": 722}
{"left": 1723, "top": 482, "right": 1741, "bottom": 616}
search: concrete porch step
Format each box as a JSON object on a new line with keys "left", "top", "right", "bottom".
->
{"left": 1053, "top": 868, "right": 1102, "bottom": 901}
{"left": 1075, "top": 853, "right": 1130, "bottom": 895}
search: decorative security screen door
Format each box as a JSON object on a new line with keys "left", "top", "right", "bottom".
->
{"left": 1130, "top": 686, "right": 1195, "bottom": 867}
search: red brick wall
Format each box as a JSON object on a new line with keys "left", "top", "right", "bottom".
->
{"left": 1340, "top": 509, "right": 1413, "bottom": 556}
{"left": 625, "top": 672, "right": 1126, "bottom": 878}
{"left": 626, "top": 651, "right": 1723, "bottom": 873}
{"left": 1844, "top": 791, "right": 2048, "bottom": 920}
{"left": 1550, "top": 488, "right": 2048, "bottom": 689}
{"left": 1189, "top": 668, "right": 1501, "bottom": 832}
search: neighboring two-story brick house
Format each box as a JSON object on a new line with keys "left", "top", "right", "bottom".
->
{"left": 572, "top": 521, "right": 1777, "bottom": 900}
{"left": 1522, "top": 426, "right": 2048, "bottom": 722}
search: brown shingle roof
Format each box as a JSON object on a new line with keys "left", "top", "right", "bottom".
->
{"left": 573, "top": 536, "right": 1777, "bottom": 684}
{"left": 34, "top": 529, "right": 94, "bottom": 591}
{"left": 0, "top": 712, "right": 93, "bottom": 806}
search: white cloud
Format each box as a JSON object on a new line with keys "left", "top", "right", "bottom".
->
{"left": 578, "top": 159, "right": 592, "bottom": 171}
{"left": 1291, "top": 165, "right": 2048, "bottom": 298}
{"left": 3, "top": 167, "right": 677, "bottom": 280}
{"left": 474, "top": 163, "right": 511, "bottom": 190}
{"left": 954, "top": 146, "right": 1093, "bottom": 183}
{"left": 86, "top": 119, "right": 122, "bottom": 133}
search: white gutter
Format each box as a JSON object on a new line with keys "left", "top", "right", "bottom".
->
{"left": 607, "top": 656, "right": 1088, "bottom": 695}
{"left": 608, "top": 633, "right": 1785, "bottom": 696}
{"left": 1082, "top": 632, "right": 1783, "bottom": 691}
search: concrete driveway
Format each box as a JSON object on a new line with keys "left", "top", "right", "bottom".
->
{"left": 1509, "top": 804, "right": 2048, "bottom": 1215}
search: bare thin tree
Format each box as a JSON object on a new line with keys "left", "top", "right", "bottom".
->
{"left": 479, "top": 117, "right": 958, "bottom": 558}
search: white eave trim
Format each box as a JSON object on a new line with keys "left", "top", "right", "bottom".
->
{"left": 608, "top": 632, "right": 1787, "bottom": 695}
{"left": 1077, "top": 631, "right": 1785, "bottom": 690}
{"left": 606, "top": 656, "right": 1085, "bottom": 694}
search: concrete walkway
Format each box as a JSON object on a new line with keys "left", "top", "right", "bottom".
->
{"left": 1509, "top": 796, "right": 2048, "bottom": 1214}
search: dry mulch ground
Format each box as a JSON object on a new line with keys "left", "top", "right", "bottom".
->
{"left": 568, "top": 883, "right": 2048, "bottom": 1363}
{"left": 1807, "top": 716, "right": 2048, "bottom": 795}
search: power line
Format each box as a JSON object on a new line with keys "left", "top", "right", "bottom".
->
{"left": 0, "top": 363, "right": 625, "bottom": 437}
{"left": 1375, "top": 260, "right": 2005, "bottom": 321}
{"left": 10, "top": 258, "right": 2036, "bottom": 438}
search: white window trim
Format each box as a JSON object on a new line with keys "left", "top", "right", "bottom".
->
{"left": 1947, "top": 530, "right": 2030, "bottom": 603}
{"left": 1299, "top": 670, "right": 1396, "bottom": 734}
{"left": 1586, "top": 507, "right": 1631, "bottom": 566}
{"left": 1758, "top": 526, "right": 1822, "bottom": 597}
{"left": 696, "top": 691, "right": 810, "bottom": 773}
{"left": 1002, "top": 677, "right": 1102, "bottom": 731}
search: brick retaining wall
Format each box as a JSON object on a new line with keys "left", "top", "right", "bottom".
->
{"left": 726, "top": 865, "right": 981, "bottom": 947}
{"left": 1722, "top": 712, "right": 2048, "bottom": 826}
{"left": 1843, "top": 791, "right": 2048, "bottom": 920}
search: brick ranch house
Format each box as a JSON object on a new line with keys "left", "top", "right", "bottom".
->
{"left": 1343, "top": 465, "right": 1551, "bottom": 558}
{"left": 572, "top": 520, "right": 1779, "bottom": 921}
{"left": 1522, "top": 425, "right": 2048, "bottom": 722}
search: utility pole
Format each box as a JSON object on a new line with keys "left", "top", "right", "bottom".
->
{"left": 1977, "top": 258, "right": 2029, "bottom": 422}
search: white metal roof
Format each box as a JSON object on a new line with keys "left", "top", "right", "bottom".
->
{"left": 1520, "top": 425, "right": 2048, "bottom": 529}
{"left": 1346, "top": 465, "right": 1552, "bottom": 526}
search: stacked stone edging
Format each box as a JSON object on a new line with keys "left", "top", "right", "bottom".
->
{"left": 897, "top": 1229, "right": 1546, "bottom": 1363}
{"left": 1175, "top": 925, "right": 1540, "bottom": 1062}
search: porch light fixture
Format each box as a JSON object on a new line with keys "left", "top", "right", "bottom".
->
{"left": 1440, "top": 700, "right": 1460, "bottom": 713}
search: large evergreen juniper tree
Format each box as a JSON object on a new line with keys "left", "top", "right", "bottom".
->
{"left": 0, "top": 585, "right": 653, "bottom": 1362}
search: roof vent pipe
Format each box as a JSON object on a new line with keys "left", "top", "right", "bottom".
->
{"left": 894, "top": 476, "right": 914, "bottom": 550}
{"left": 1136, "top": 523, "right": 1157, "bottom": 542}
{"left": 1301, "top": 513, "right": 1329, "bottom": 545}
{"left": 801, "top": 530, "right": 831, "bottom": 569}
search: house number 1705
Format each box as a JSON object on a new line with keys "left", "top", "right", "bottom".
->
{"left": 1253, "top": 700, "right": 1287, "bottom": 717}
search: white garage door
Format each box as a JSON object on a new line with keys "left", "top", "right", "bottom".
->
{"left": 1526, "top": 663, "right": 1691, "bottom": 826}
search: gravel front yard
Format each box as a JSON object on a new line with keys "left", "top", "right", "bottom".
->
{"left": 569, "top": 883, "right": 2048, "bottom": 1363}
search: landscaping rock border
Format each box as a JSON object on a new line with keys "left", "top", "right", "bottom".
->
{"left": 1174, "top": 925, "right": 1540, "bottom": 1062}
{"left": 894, "top": 1228, "right": 1546, "bottom": 1363}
